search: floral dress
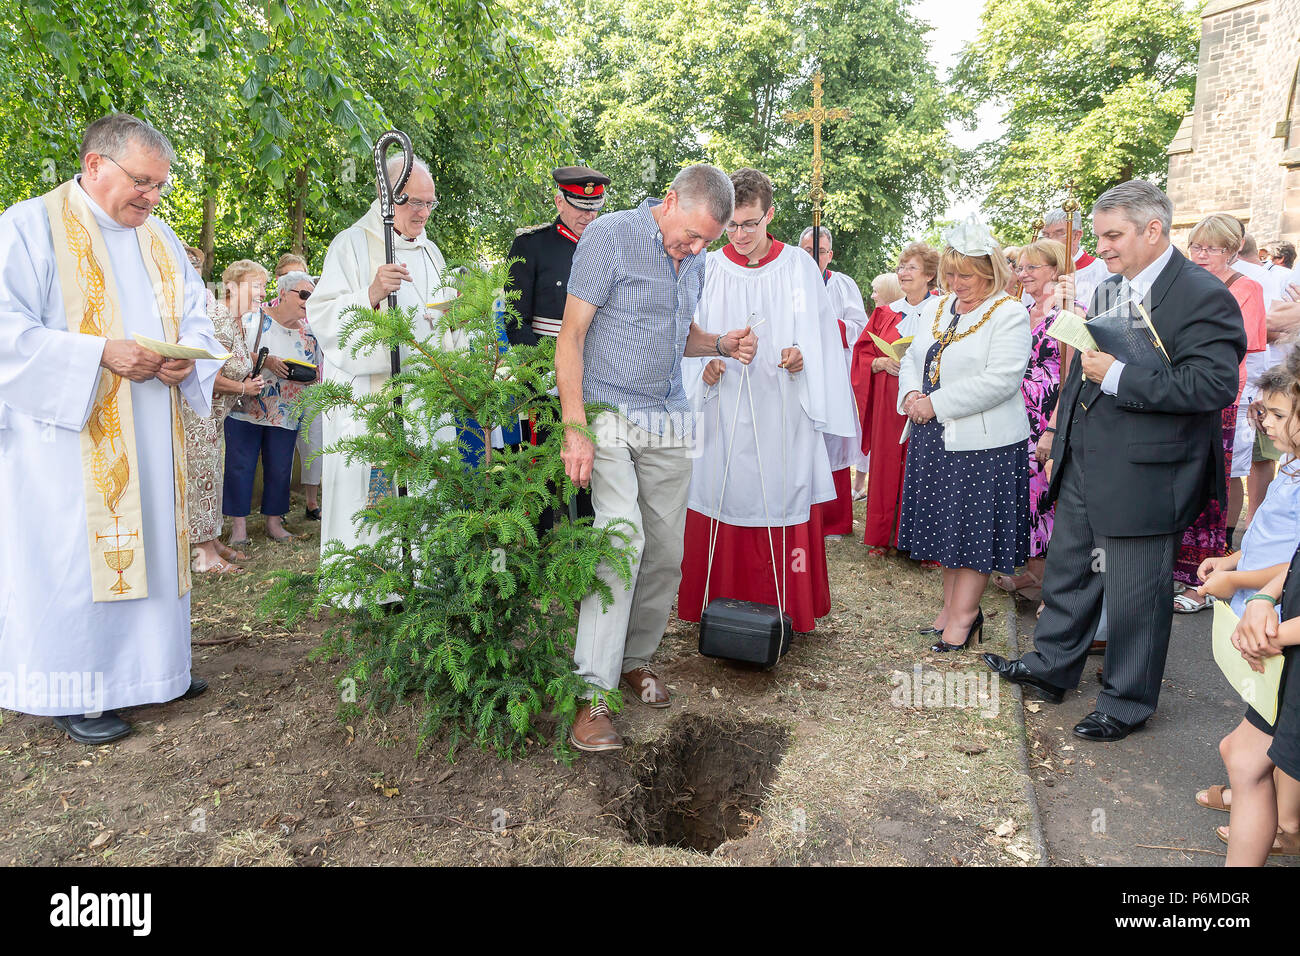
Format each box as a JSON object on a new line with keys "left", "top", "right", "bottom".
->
{"left": 1023, "top": 307, "right": 1062, "bottom": 557}
{"left": 182, "top": 299, "right": 254, "bottom": 542}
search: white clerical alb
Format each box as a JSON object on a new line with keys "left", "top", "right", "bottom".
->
{"left": 686, "top": 243, "right": 858, "bottom": 526}
{"left": 824, "top": 270, "right": 870, "bottom": 473}
{"left": 308, "top": 200, "right": 462, "bottom": 563}
{"left": 0, "top": 179, "right": 220, "bottom": 716}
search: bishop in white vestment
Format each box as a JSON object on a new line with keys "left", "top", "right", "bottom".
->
{"left": 0, "top": 116, "right": 220, "bottom": 742}
{"left": 307, "top": 158, "right": 462, "bottom": 568}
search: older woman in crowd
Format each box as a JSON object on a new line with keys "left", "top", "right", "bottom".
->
{"left": 1173, "top": 215, "right": 1269, "bottom": 613}
{"left": 224, "top": 270, "right": 321, "bottom": 545}
{"left": 851, "top": 243, "right": 940, "bottom": 551}
{"left": 896, "top": 218, "right": 1031, "bottom": 650}
{"left": 991, "top": 238, "right": 1082, "bottom": 599}
{"left": 272, "top": 254, "right": 323, "bottom": 521}
{"left": 183, "top": 259, "right": 268, "bottom": 572}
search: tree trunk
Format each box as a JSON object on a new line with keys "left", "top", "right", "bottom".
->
{"left": 290, "top": 165, "right": 309, "bottom": 258}
{"left": 199, "top": 148, "right": 217, "bottom": 281}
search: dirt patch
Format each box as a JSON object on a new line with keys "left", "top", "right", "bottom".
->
{"left": 0, "top": 493, "right": 1038, "bottom": 866}
{"left": 601, "top": 714, "right": 788, "bottom": 852}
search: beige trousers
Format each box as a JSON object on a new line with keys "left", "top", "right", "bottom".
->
{"left": 574, "top": 411, "right": 694, "bottom": 693}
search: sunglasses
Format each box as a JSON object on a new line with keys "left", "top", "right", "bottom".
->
{"left": 290, "top": 289, "right": 312, "bottom": 301}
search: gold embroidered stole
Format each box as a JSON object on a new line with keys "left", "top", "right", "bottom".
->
{"left": 43, "top": 180, "right": 191, "bottom": 602}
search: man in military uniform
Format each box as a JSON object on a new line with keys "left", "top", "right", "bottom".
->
{"left": 505, "top": 166, "right": 610, "bottom": 525}
{"left": 505, "top": 165, "right": 610, "bottom": 345}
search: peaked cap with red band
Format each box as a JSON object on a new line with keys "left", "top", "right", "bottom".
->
{"left": 554, "top": 165, "right": 611, "bottom": 211}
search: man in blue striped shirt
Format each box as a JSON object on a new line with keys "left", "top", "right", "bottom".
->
{"left": 557, "top": 164, "right": 758, "bottom": 752}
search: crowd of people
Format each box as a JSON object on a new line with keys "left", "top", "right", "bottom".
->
{"left": 5, "top": 110, "right": 1300, "bottom": 867}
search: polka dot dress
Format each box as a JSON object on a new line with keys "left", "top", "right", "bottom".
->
{"left": 896, "top": 338, "right": 1030, "bottom": 574}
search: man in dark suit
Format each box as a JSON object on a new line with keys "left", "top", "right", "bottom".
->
{"left": 984, "top": 181, "right": 1247, "bottom": 741}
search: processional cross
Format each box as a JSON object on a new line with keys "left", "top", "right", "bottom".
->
{"left": 782, "top": 72, "right": 851, "bottom": 265}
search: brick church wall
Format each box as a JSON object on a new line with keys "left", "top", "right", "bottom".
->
{"left": 1167, "top": 0, "right": 1300, "bottom": 248}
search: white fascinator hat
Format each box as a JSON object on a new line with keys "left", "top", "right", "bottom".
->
{"left": 942, "top": 213, "right": 1001, "bottom": 258}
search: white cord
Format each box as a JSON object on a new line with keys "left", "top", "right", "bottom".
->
{"left": 700, "top": 321, "right": 788, "bottom": 623}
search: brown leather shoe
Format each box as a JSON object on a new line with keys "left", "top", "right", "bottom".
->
{"left": 570, "top": 700, "right": 623, "bottom": 752}
{"left": 621, "top": 666, "right": 670, "bottom": 708}
{"left": 1087, "top": 640, "right": 1107, "bottom": 656}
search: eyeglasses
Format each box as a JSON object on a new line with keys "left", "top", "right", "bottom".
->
{"left": 1189, "top": 243, "right": 1228, "bottom": 256}
{"left": 404, "top": 198, "right": 439, "bottom": 212}
{"left": 725, "top": 219, "right": 765, "bottom": 235}
{"left": 102, "top": 154, "right": 173, "bottom": 197}
{"left": 1016, "top": 263, "right": 1050, "bottom": 274}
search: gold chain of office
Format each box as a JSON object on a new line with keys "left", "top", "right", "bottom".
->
{"left": 928, "top": 293, "right": 1017, "bottom": 384}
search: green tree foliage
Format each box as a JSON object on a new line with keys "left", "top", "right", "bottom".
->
{"left": 953, "top": 0, "right": 1199, "bottom": 243}
{"left": 512, "top": 0, "right": 957, "bottom": 279}
{"left": 0, "top": 0, "right": 566, "bottom": 273}
{"left": 262, "top": 264, "right": 636, "bottom": 759}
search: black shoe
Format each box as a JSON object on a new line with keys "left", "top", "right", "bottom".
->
{"left": 917, "top": 625, "right": 941, "bottom": 635}
{"left": 180, "top": 677, "right": 208, "bottom": 700}
{"left": 1073, "top": 710, "right": 1145, "bottom": 742}
{"left": 981, "top": 653, "right": 1066, "bottom": 704}
{"left": 52, "top": 712, "right": 132, "bottom": 746}
{"left": 304, "top": 507, "right": 321, "bottom": 521}
{"left": 931, "top": 609, "right": 983, "bottom": 653}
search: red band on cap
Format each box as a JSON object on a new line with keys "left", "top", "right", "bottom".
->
{"left": 559, "top": 182, "right": 604, "bottom": 197}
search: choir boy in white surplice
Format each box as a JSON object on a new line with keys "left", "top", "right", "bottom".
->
{"left": 800, "top": 225, "right": 869, "bottom": 535}
{"left": 0, "top": 115, "right": 221, "bottom": 745}
{"left": 308, "top": 157, "right": 463, "bottom": 570}
{"left": 677, "top": 169, "right": 857, "bottom": 634}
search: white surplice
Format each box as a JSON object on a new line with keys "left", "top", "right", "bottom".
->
{"left": 0, "top": 182, "right": 220, "bottom": 716}
{"left": 824, "top": 270, "right": 870, "bottom": 472}
{"left": 686, "top": 243, "right": 857, "bottom": 527}
{"left": 307, "top": 201, "right": 463, "bottom": 561}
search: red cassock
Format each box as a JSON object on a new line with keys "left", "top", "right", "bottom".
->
{"left": 678, "top": 507, "right": 832, "bottom": 634}
{"left": 849, "top": 304, "right": 910, "bottom": 547}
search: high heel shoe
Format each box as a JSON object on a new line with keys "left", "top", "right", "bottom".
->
{"left": 917, "top": 625, "right": 942, "bottom": 635}
{"left": 931, "top": 608, "right": 983, "bottom": 653}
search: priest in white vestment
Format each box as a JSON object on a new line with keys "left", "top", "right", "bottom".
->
{"left": 1042, "top": 205, "right": 1109, "bottom": 307}
{"left": 799, "top": 225, "right": 869, "bottom": 535}
{"left": 307, "top": 157, "right": 463, "bottom": 572}
{"left": 677, "top": 169, "right": 857, "bottom": 634}
{"left": 0, "top": 114, "right": 220, "bottom": 744}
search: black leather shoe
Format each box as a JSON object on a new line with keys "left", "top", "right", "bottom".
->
{"left": 917, "top": 625, "right": 941, "bottom": 635}
{"left": 1073, "top": 710, "right": 1145, "bottom": 742}
{"left": 52, "top": 712, "right": 132, "bottom": 745}
{"left": 180, "top": 677, "right": 208, "bottom": 700}
{"left": 981, "top": 653, "right": 1066, "bottom": 704}
{"left": 304, "top": 507, "right": 321, "bottom": 521}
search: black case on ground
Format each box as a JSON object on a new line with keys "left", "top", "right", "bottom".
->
{"left": 698, "top": 598, "right": 793, "bottom": 667}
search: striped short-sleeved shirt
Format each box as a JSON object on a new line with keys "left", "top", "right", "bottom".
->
{"left": 567, "top": 198, "right": 706, "bottom": 434}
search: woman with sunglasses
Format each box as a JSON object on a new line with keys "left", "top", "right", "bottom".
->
{"left": 1172, "top": 214, "right": 1268, "bottom": 614}
{"left": 223, "top": 270, "right": 322, "bottom": 546}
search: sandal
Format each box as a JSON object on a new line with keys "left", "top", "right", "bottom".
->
{"left": 195, "top": 557, "right": 245, "bottom": 575}
{"left": 1173, "top": 590, "right": 1214, "bottom": 614}
{"left": 867, "top": 546, "right": 887, "bottom": 556}
{"left": 852, "top": 489, "right": 869, "bottom": 502}
{"left": 1216, "top": 825, "right": 1300, "bottom": 855}
{"left": 1196, "top": 784, "right": 1231, "bottom": 812}
{"left": 919, "top": 560, "right": 942, "bottom": 571}
{"left": 228, "top": 537, "right": 251, "bottom": 549}
{"left": 994, "top": 571, "right": 1042, "bottom": 594}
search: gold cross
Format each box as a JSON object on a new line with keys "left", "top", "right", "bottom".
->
{"left": 782, "top": 72, "right": 851, "bottom": 227}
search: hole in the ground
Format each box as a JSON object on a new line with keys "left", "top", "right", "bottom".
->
{"left": 612, "top": 714, "right": 788, "bottom": 853}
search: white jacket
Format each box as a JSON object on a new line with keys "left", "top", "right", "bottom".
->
{"left": 896, "top": 292, "right": 1032, "bottom": 451}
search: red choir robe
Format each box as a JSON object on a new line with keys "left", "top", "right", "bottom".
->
{"left": 849, "top": 303, "right": 912, "bottom": 548}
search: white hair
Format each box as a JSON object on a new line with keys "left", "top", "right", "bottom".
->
{"left": 1043, "top": 206, "right": 1082, "bottom": 230}
{"left": 800, "top": 226, "right": 833, "bottom": 248}
{"left": 277, "top": 270, "right": 314, "bottom": 291}
{"left": 80, "top": 113, "right": 175, "bottom": 166}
